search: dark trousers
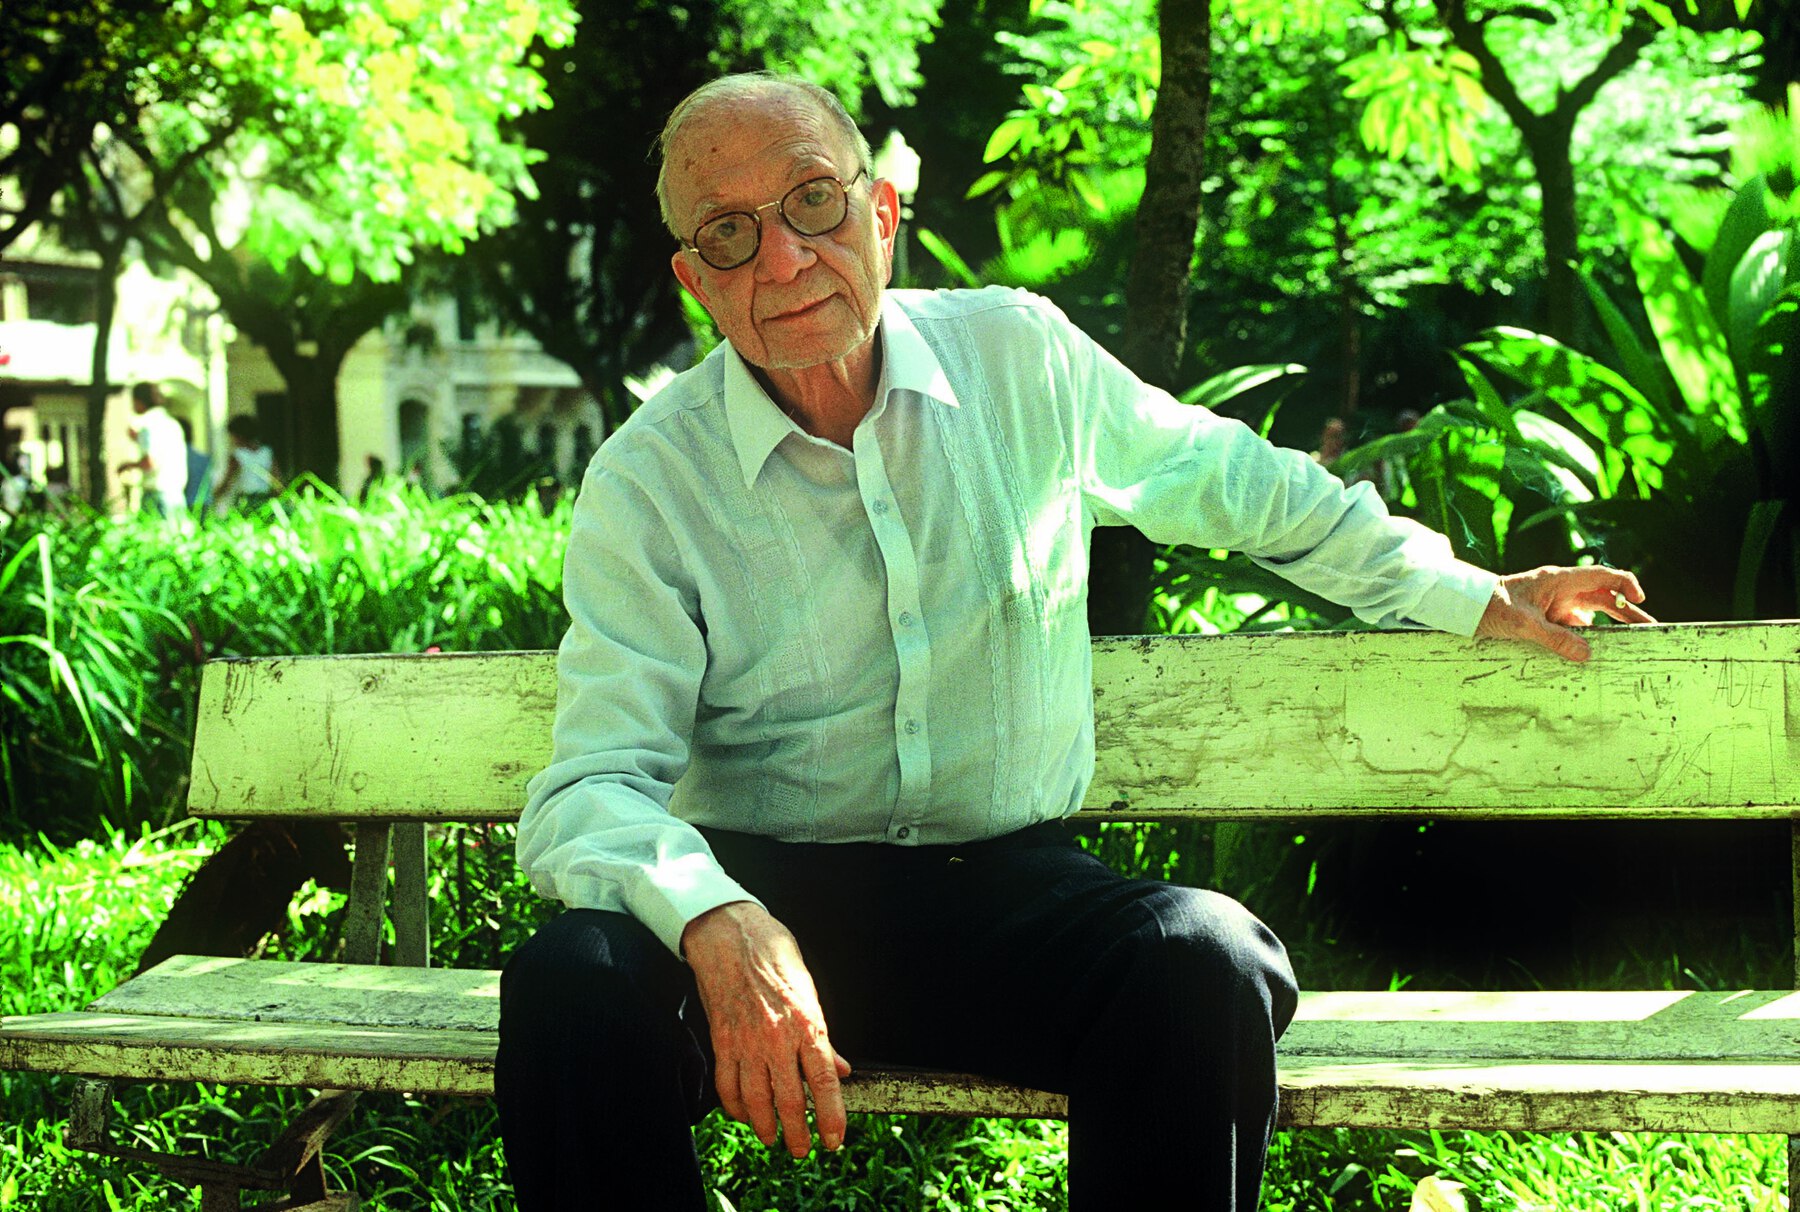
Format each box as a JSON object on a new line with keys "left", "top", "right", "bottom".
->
{"left": 496, "top": 822, "right": 1299, "bottom": 1210}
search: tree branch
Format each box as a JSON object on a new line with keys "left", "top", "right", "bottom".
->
{"left": 1436, "top": 0, "right": 1542, "bottom": 136}
{"left": 1563, "top": 18, "right": 1656, "bottom": 115}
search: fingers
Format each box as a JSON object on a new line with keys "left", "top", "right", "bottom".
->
{"left": 803, "top": 1044, "right": 848, "bottom": 1153}
{"left": 737, "top": 1062, "right": 781, "bottom": 1149}
{"left": 716, "top": 1051, "right": 847, "bottom": 1157}
{"left": 1527, "top": 615, "right": 1591, "bottom": 663}
{"left": 685, "top": 904, "right": 849, "bottom": 1157}
{"left": 1488, "top": 566, "right": 1655, "bottom": 661}
{"left": 767, "top": 1056, "right": 813, "bottom": 1157}
{"left": 1551, "top": 567, "right": 1655, "bottom": 625}
{"left": 1599, "top": 592, "right": 1658, "bottom": 625}
{"left": 715, "top": 1056, "right": 746, "bottom": 1126}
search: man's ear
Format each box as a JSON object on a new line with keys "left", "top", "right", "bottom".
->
{"left": 868, "top": 177, "right": 902, "bottom": 286}
{"left": 671, "top": 251, "right": 712, "bottom": 313}
{"left": 872, "top": 177, "right": 901, "bottom": 265}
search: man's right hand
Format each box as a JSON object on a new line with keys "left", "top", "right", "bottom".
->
{"left": 681, "top": 900, "right": 851, "bottom": 1157}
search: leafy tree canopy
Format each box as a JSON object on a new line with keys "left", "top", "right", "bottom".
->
{"left": 961, "top": 0, "right": 1757, "bottom": 361}
{"left": 138, "top": 0, "right": 577, "bottom": 285}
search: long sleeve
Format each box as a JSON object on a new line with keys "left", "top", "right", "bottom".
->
{"left": 515, "top": 460, "right": 762, "bottom": 957}
{"left": 1039, "top": 301, "right": 1498, "bottom": 635}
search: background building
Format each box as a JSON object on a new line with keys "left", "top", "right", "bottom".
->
{"left": 2, "top": 236, "right": 634, "bottom": 510}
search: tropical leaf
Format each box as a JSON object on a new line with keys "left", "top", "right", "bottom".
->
{"left": 1701, "top": 174, "right": 1776, "bottom": 330}
{"left": 1616, "top": 204, "right": 1745, "bottom": 442}
{"left": 1179, "top": 363, "right": 1307, "bottom": 411}
{"left": 1578, "top": 267, "right": 1677, "bottom": 419}
{"left": 1726, "top": 228, "right": 1794, "bottom": 365}
{"left": 1735, "top": 500, "right": 1786, "bottom": 619}
{"left": 913, "top": 227, "right": 983, "bottom": 289}
{"left": 1328, "top": 406, "right": 1468, "bottom": 479}
{"left": 1464, "top": 327, "right": 1673, "bottom": 496}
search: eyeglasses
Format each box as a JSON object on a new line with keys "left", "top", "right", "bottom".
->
{"left": 682, "top": 170, "right": 868, "bottom": 271}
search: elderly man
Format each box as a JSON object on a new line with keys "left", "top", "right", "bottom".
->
{"left": 496, "top": 72, "right": 1652, "bottom": 1211}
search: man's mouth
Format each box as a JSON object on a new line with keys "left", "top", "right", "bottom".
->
{"left": 768, "top": 296, "right": 833, "bottom": 320}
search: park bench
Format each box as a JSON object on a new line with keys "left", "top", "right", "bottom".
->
{"left": 3, "top": 619, "right": 1799, "bottom": 1209}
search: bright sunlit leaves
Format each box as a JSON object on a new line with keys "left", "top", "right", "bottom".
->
{"left": 1340, "top": 36, "right": 1488, "bottom": 182}
{"left": 158, "top": 0, "right": 576, "bottom": 284}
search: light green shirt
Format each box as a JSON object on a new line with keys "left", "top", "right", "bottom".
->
{"left": 518, "top": 287, "right": 1498, "bottom": 955}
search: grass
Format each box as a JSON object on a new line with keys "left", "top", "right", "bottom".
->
{"left": 0, "top": 486, "right": 575, "bottom": 845}
{"left": 1, "top": 825, "right": 1791, "bottom": 1211}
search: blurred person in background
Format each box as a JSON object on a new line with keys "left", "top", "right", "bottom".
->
{"left": 212, "top": 414, "right": 283, "bottom": 514}
{"left": 117, "top": 383, "right": 188, "bottom": 518}
{"left": 178, "top": 418, "right": 212, "bottom": 513}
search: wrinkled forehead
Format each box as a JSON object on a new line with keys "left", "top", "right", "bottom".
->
{"left": 664, "top": 88, "right": 853, "bottom": 219}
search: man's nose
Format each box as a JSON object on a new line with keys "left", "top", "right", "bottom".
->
{"left": 754, "top": 214, "right": 816, "bottom": 282}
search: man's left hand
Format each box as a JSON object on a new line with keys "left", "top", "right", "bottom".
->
{"left": 1475, "top": 565, "right": 1655, "bottom": 662}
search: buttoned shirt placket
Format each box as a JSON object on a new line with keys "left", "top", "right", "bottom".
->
{"left": 852, "top": 395, "right": 932, "bottom": 842}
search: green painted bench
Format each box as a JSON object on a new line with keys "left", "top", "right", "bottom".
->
{"left": 4, "top": 620, "right": 1800, "bottom": 1208}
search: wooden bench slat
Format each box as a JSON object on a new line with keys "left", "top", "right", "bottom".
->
{"left": 87, "top": 959, "right": 1800, "bottom": 1065}
{"left": 1285, "top": 989, "right": 1800, "bottom": 1061}
{"left": 1279, "top": 1058, "right": 1800, "bottom": 1134}
{"left": 0, "top": 1011, "right": 497, "bottom": 1098}
{"left": 88, "top": 956, "right": 498, "bottom": 1032}
{"left": 187, "top": 622, "right": 1800, "bottom": 823}
{"left": 14, "top": 1011, "right": 1800, "bottom": 1133}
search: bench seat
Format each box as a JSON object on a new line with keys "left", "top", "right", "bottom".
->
{"left": 10, "top": 955, "right": 1800, "bottom": 1133}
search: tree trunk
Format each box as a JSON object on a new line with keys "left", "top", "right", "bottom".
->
{"left": 83, "top": 238, "right": 125, "bottom": 509}
{"left": 1087, "top": 0, "right": 1214, "bottom": 638}
{"left": 1437, "top": 0, "right": 1654, "bottom": 343}
{"left": 270, "top": 351, "right": 349, "bottom": 488}
{"left": 1528, "top": 115, "right": 1581, "bottom": 341}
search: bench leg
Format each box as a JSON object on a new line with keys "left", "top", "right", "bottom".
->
{"left": 199, "top": 1182, "right": 244, "bottom": 1212}
{"left": 1789, "top": 1137, "right": 1799, "bottom": 1202}
{"left": 61, "top": 1078, "right": 358, "bottom": 1210}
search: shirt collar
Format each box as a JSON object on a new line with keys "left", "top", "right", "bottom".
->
{"left": 723, "top": 293, "right": 963, "bottom": 488}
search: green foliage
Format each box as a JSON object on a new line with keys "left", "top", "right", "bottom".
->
{"left": 0, "top": 488, "right": 572, "bottom": 841}
{"left": 1164, "top": 89, "right": 1800, "bottom": 624}
{"left": 714, "top": 0, "right": 944, "bottom": 115}
{"left": 1516, "top": 106, "right": 1796, "bottom": 615}
{"left": 929, "top": 0, "right": 1153, "bottom": 294}
{"left": 1231, "top": 0, "right": 1760, "bottom": 195}
{"left": 1339, "top": 36, "right": 1488, "bottom": 181}
{"left": 0, "top": 824, "right": 1071, "bottom": 1211}
{"left": 972, "top": 0, "right": 1157, "bottom": 211}
{"left": 965, "top": 0, "right": 1760, "bottom": 375}
{"left": 147, "top": 0, "right": 577, "bottom": 284}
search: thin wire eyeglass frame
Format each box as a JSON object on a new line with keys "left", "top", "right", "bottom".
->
{"left": 681, "top": 169, "right": 870, "bottom": 271}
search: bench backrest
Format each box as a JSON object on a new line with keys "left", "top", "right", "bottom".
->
{"left": 190, "top": 621, "right": 1800, "bottom": 824}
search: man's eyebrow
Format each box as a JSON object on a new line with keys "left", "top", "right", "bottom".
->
{"left": 689, "top": 157, "right": 839, "bottom": 221}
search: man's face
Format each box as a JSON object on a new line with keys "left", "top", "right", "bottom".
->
{"left": 665, "top": 91, "right": 899, "bottom": 372}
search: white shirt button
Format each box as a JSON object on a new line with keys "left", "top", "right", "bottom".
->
{"left": 898, "top": 611, "right": 914, "bottom": 627}
{"left": 904, "top": 719, "right": 920, "bottom": 735}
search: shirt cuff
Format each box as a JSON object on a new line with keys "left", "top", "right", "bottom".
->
{"left": 1407, "top": 560, "right": 1501, "bottom": 636}
{"left": 629, "top": 853, "right": 767, "bottom": 960}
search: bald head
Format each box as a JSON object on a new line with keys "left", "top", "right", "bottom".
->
{"left": 655, "top": 73, "right": 872, "bottom": 241}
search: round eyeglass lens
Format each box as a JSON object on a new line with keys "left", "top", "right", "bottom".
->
{"left": 695, "top": 215, "right": 757, "bottom": 270}
{"left": 783, "top": 177, "right": 847, "bottom": 235}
